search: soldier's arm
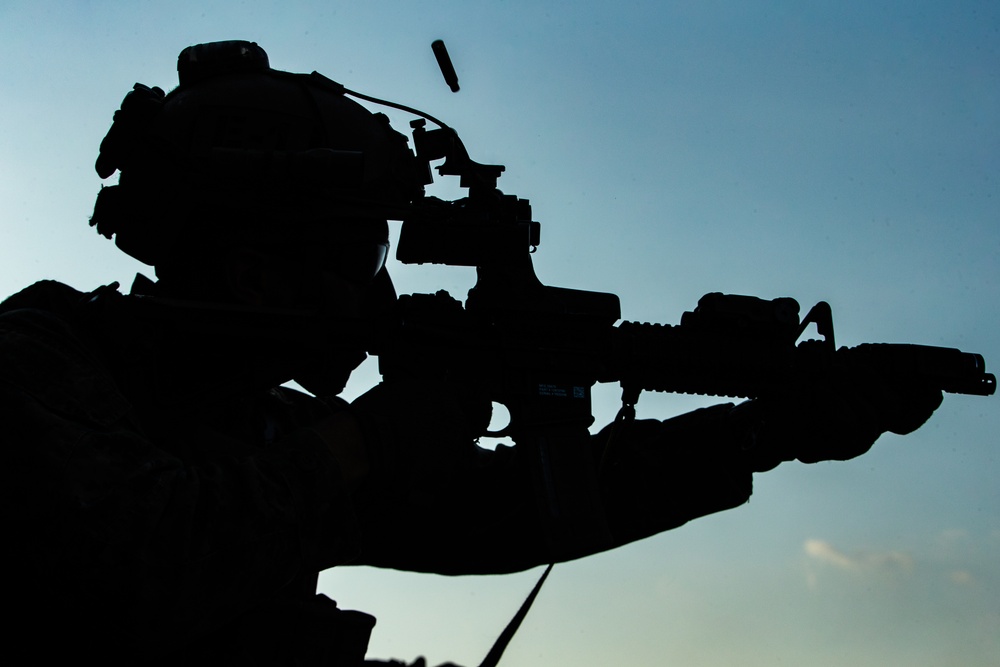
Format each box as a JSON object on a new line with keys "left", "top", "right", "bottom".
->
{"left": 0, "top": 310, "right": 363, "bottom": 653}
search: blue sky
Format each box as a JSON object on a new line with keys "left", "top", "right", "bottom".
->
{"left": 1, "top": 2, "right": 998, "bottom": 665}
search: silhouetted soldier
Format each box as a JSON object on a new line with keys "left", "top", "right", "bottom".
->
{"left": 0, "top": 41, "right": 942, "bottom": 666}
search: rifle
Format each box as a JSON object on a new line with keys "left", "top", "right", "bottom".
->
{"left": 363, "top": 115, "right": 995, "bottom": 555}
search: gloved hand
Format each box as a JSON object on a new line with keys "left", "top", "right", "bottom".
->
{"left": 346, "top": 379, "right": 540, "bottom": 572}
{"left": 744, "top": 345, "right": 943, "bottom": 468}
{"left": 349, "top": 377, "right": 493, "bottom": 487}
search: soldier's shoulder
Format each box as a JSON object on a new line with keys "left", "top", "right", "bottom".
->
{"left": 0, "top": 279, "right": 87, "bottom": 313}
{"left": 0, "top": 280, "right": 115, "bottom": 353}
{"left": 0, "top": 280, "right": 130, "bottom": 427}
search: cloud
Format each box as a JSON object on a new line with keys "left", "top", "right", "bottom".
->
{"left": 948, "top": 570, "right": 974, "bottom": 586}
{"left": 803, "top": 539, "right": 914, "bottom": 572}
{"left": 938, "top": 528, "right": 969, "bottom": 542}
{"left": 804, "top": 539, "right": 856, "bottom": 569}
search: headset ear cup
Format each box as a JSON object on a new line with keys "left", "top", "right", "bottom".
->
{"left": 95, "top": 83, "right": 166, "bottom": 179}
{"left": 90, "top": 185, "right": 123, "bottom": 239}
{"left": 92, "top": 82, "right": 171, "bottom": 266}
{"left": 90, "top": 183, "right": 172, "bottom": 266}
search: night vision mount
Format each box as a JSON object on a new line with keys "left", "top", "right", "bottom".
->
{"left": 339, "top": 57, "right": 541, "bottom": 271}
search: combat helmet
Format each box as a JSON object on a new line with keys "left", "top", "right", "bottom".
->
{"left": 91, "top": 40, "right": 424, "bottom": 268}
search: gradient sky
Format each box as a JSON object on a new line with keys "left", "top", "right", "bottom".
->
{"left": 1, "top": 2, "right": 997, "bottom": 665}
